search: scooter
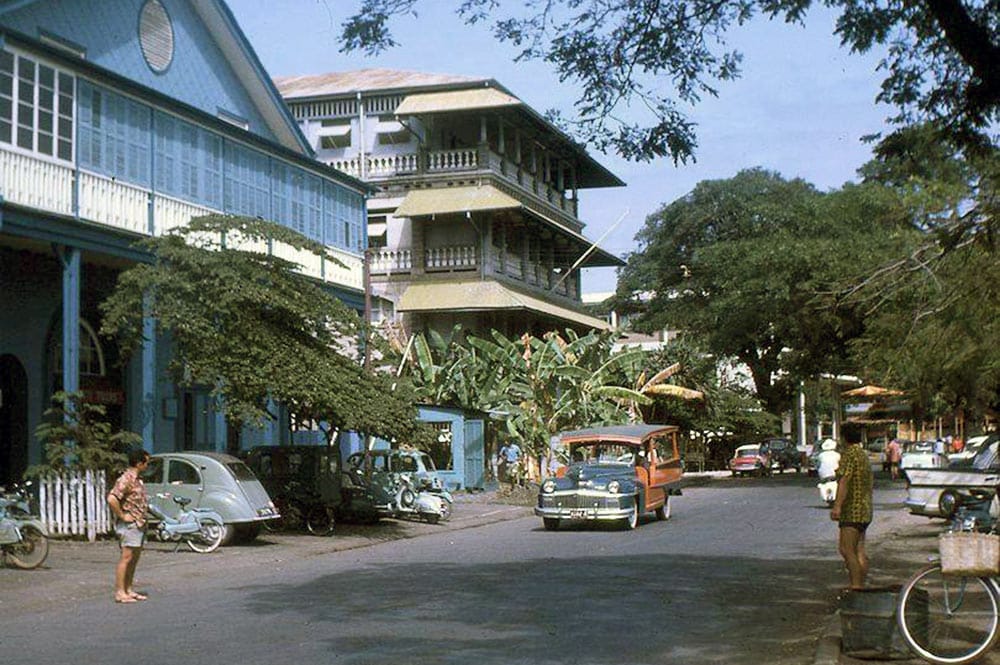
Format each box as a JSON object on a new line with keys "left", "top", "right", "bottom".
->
{"left": 817, "top": 477, "right": 838, "bottom": 506}
{"left": 0, "top": 481, "right": 49, "bottom": 569}
{"left": 418, "top": 475, "right": 454, "bottom": 522}
{"left": 146, "top": 492, "right": 225, "bottom": 553}
{"left": 389, "top": 474, "right": 449, "bottom": 524}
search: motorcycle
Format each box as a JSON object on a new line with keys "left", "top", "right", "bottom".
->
{"left": 146, "top": 492, "right": 226, "bottom": 553}
{"left": 817, "top": 476, "right": 838, "bottom": 506}
{"left": 418, "top": 475, "right": 454, "bottom": 522}
{"left": 0, "top": 481, "right": 49, "bottom": 569}
{"left": 384, "top": 473, "right": 450, "bottom": 524}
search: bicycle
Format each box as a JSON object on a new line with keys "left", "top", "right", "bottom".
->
{"left": 897, "top": 491, "right": 1000, "bottom": 665}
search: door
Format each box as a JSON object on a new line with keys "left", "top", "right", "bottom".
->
{"left": 0, "top": 355, "right": 29, "bottom": 489}
{"left": 160, "top": 457, "right": 205, "bottom": 516}
{"left": 649, "top": 432, "right": 683, "bottom": 502}
{"left": 463, "top": 419, "right": 485, "bottom": 489}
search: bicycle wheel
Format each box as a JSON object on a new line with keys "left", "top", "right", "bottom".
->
{"left": 897, "top": 562, "right": 1000, "bottom": 665}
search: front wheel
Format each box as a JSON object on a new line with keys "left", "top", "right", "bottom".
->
{"left": 5, "top": 524, "right": 49, "bottom": 569}
{"left": 542, "top": 518, "right": 560, "bottom": 531}
{"left": 306, "top": 505, "right": 336, "bottom": 536}
{"left": 897, "top": 562, "right": 1000, "bottom": 665}
{"left": 621, "top": 502, "right": 639, "bottom": 530}
{"left": 187, "top": 517, "right": 224, "bottom": 553}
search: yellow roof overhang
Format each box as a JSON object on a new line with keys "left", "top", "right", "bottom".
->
{"left": 397, "top": 280, "right": 610, "bottom": 331}
{"left": 394, "top": 185, "right": 521, "bottom": 217}
{"left": 395, "top": 88, "right": 522, "bottom": 115}
{"left": 393, "top": 185, "right": 623, "bottom": 268}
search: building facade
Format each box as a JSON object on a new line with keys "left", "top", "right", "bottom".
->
{"left": 277, "top": 69, "right": 623, "bottom": 340}
{"left": 0, "top": 0, "right": 368, "bottom": 487}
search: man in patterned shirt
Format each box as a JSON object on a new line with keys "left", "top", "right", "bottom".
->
{"left": 107, "top": 448, "right": 150, "bottom": 603}
{"left": 831, "top": 439, "right": 874, "bottom": 590}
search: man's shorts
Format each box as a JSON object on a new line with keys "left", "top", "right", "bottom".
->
{"left": 115, "top": 520, "right": 146, "bottom": 548}
{"left": 839, "top": 521, "right": 870, "bottom": 532}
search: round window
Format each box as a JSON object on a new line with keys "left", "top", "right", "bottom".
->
{"left": 138, "top": 0, "right": 174, "bottom": 73}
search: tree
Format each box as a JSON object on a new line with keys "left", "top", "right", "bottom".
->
{"left": 100, "top": 215, "right": 428, "bottom": 445}
{"left": 616, "top": 168, "right": 919, "bottom": 415}
{"left": 341, "top": 0, "right": 998, "bottom": 163}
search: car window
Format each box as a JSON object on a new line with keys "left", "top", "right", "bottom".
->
{"left": 227, "top": 461, "right": 258, "bottom": 482}
{"left": 372, "top": 455, "right": 389, "bottom": 472}
{"left": 167, "top": 460, "right": 201, "bottom": 485}
{"left": 650, "top": 434, "right": 675, "bottom": 461}
{"left": 317, "top": 451, "right": 338, "bottom": 475}
{"left": 141, "top": 457, "right": 163, "bottom": 483}
{"left": 419, "top": 453, "right": 436, "bottom": 472}
{"left": 394, "top": 454, "right": 418, "bottom": 473}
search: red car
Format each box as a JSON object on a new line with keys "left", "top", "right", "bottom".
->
{"left": 729, "top": 444, "right": 771, "bottom": 477}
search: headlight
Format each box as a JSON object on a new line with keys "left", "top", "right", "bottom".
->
{"left": 542, "top": 480, "right": 556, "bottom": 494}
{"left": 607, "top": 480, "right": 620, "bottom": 494}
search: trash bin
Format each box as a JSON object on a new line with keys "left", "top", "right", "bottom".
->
{"left": 840, "top": 585, "right": 922, "bottom": 660}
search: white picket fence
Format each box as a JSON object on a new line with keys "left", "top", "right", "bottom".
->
{"left": 38, "top": 470, "right": 112, "bottom": 542}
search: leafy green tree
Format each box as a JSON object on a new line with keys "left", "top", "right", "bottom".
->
{"left": 341, "top": 0, "right": 998, "bottom": 162}
{"left": 100, "top": 215, "right": 428, "bottom": 445}
{"left": 27, "top": 392, "right": 141, "bottom": 477}
{"left": 617, "top": 168, "right": 920, "bottom": 415}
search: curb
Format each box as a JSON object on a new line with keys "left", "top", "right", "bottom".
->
{"left": 814, "top": 611, "right": 842, "bottom": 665}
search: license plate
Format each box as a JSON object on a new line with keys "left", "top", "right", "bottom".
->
{"left": 569, "top": 509, "right": 586, "bottom": 519}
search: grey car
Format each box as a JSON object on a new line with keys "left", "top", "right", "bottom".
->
{"left": 142, "top": 452, "right": 279, "bottom": 544}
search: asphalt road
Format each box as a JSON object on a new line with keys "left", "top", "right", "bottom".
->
{"left": 2, "top": 475, "right": 911, "bottom": 665}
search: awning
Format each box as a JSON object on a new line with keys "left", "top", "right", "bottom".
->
{"left": 394, "top": 185, "right": 521, "bottom": 217}
{"left": 395, "top": 88, "right": 522, "bottom": 116}
{"left": 393, "top": 185, "right": 623, "bottom": 267}
{"left": 375, "top": 120, "right": 404, "bottom": 133}
{"left": 397, "top": 279, "right": 610, "bottom": 331}
{"left": 842, "top": 385, "right": 905, "bottom": 398}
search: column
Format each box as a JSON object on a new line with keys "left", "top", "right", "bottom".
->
{"left": 61, "top": 247, "right": 80, "bottom": 396}
{"left": 140, "top": 295, "right": 156, "bottom": 452}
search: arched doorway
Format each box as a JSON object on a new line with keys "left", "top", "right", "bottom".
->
{"left": 0, "top": 355, "right": 29, "bottom": 488}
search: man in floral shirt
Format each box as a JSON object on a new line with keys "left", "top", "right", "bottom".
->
{"left": 107, "top": 448, "right": 150, "bottom": 603}
{"left": 831, "top": 439, "right": 874, "bottom": 590}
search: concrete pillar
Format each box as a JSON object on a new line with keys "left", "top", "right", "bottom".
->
{"left": 60, "top": 247, "right": 80, "bottom": 396}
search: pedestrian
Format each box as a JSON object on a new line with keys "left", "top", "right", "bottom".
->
{"left": 497, "top": 439, "right": 522, "bottom": 487}
{"left": 831, "top": 439, "right": 874, "bottom": 590}
{"left": 107, "top": 448, "right": 151, "bottom": 603}
{"left": 886, "top": 438, "right": 903, "bottom": 481}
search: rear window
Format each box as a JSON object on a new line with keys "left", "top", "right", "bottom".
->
{"left": 227, "top": 461, "right": 259, "bottom": 482}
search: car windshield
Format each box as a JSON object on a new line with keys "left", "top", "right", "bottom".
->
{"left": 570, "top": 443, "right": 637, "bottom": 464}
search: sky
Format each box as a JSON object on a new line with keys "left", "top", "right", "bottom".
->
{"left": 226, "top": 0, "right": 892, "bottom": 294}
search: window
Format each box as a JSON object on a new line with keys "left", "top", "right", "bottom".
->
{"left": 154, "top": 111, "right": 222, "bottom": 207}
{"left": 79, "top": 82, "right": 149, "bottom": 184}
{"left": 224, "top": 142, "right": 269, "bottom": 218}
{"left": 375, "top": 116, "right": 409, "bottom": 145}
{"left": 49, "top": 319, "right": 107, "bottom": 377}
{"left": 0, "top": 49, "right": 74, "bottom": 161}
{"left": 139, "top": 0, "right": 174, "bottom": 74}
{"left": 318, "top": 119, "right": 351, "bottom": 149}
{"left": 141, "top": 457, "right": 164, "bottom": 482}
{"left": 167, "top": 460, "right": 200, "bottom": 485}
{"left": 427, "top": 422, "right": 454, "bottom": 471}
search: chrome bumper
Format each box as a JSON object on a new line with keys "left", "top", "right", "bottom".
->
{"left": 534, "top": 506, "right": 632, "bottom": 521}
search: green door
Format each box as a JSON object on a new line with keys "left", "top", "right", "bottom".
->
{"left": 463, "top": 419, "right": 485, "bottom": 489}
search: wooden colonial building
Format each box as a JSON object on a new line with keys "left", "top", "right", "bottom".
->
{"left": 276, "top": 69, "right": 623, "bottom": 339}
{"left": 0, "top": 0, "right": 369, "bottom": 486}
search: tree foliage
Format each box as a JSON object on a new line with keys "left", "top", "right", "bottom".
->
{"left": 27, "top": 392, "right": 141, "bottom": 477}
{"left": 100, "top": 215, "right": 429, "bottom": 445}
{"left": 341, "top": 0, "right": 998, "bottom": 163}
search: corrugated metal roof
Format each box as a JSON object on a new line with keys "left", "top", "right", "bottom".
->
{"left": 394, "top": 185, "right": 521, "bottom": 217}
{"left": 275, "top": 69, "right": 485, "bottom": 99}
{"left": 395, "top": 88, "right": 521, "bottom": 115}
{"left": 397, "top": 280, "right": 610, "bottom": 331}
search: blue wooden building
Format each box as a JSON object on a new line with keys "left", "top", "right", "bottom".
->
{"left": 0, "top": 0, "right": 370, "bottom": 487}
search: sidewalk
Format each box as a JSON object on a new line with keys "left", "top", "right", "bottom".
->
{"left": 0, "top": 490, "right": 532, "bottom": 617}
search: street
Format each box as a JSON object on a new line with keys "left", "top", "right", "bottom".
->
{"left": 3, "top": 476, "right": 912, "bottom": 665}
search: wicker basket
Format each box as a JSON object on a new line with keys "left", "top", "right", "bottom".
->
{"left": 939, "top": 531, "right": 1000, "bottom": 576}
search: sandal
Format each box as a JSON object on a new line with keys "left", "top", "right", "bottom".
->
{"left": 129, "top": 592, "right": 148, "bottom": 601}
{"left": 114, "top": 595, "right": 137, "bottom": 604}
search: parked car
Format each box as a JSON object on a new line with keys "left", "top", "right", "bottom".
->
{"left": 730, "top": 444, "right": 770, "bottom": 477}
{"left": 900, "top": 441, "right": 949, "bottom": 470}
{"left": 534, "top": 424, "right": 684, "bottom": 531}
{"left": 904, "top": 438, "right": 1000, "bottom": 518}
{"left": 242, "top": 445, "right": 380, "bottom": 533}
{"left": 142, "top": 452, "right": 278, "bottom": 544}
{"left": 345, "top": 448, "right": 451, "bottom": 521}
{"left": 760, "top": 438, "right": 803, "bottom": 473}
{"left": 948, "top": 434, "right": 998, "bottom": 468}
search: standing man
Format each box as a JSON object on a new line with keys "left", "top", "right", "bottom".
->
{"left": 831, "top": 439, "right": 874, "bottom": 590}
{"left": 107, "top": 448, "right": 150, "bottom": 603}
{"left": 497, "top": 439, "right": 522, "bottom": 488}
{"left": 886, "top": 438, "right": 903, "bottom": 481}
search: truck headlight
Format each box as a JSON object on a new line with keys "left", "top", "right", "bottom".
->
{"left": 607, "top": 480, "right": 620, "bottom": 494}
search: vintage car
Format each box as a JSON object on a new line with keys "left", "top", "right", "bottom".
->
{"left": 900, "top": 441, "right": 949, "bottom": 470}
{"left": 730, "top": 443, "right": 770, "bottom": 477}
{"left": 904, "top": 436, "right": 1000, "bottom": 518}
{"left": 346, "top": 448, "right": 451, "bottom": 520}
{"left": 241, "top": 445, "right": 380, "bottom": 534}
{"left": 142, "top": 452, "right": 278, "bottom": 544}
{"left": 760, "top": 437, "right": 803, "bottom": 473}
{"left": 534, "top": 424, "right": 684, "bottom": 531}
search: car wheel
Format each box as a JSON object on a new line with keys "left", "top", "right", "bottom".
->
{"left": 543, "top": 518, "right": 560, "bottom": 531}
{"left": 655, "top": 497, "right": 671, "bottom": 521}
{"left": 621, "top": 500, "right": 639, "bottom": 530}
{"left": 233, "top": 522, "right": 262, "bottom": 543}
{"left": 306, "top": 504, "right": 336, "bottom": 536}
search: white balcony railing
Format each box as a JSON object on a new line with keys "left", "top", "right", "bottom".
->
{"left": 0, "top": 149, "right": 74, "bottom": 216}
{"left": 370, "top": 249, "right": 412, "bottom": 273}
{"left": 425, "top": 245, "right": 478, "bottom": 271}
